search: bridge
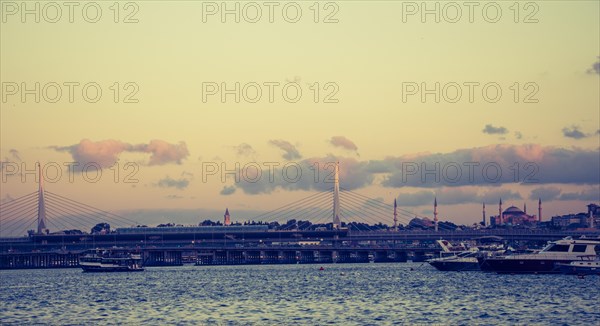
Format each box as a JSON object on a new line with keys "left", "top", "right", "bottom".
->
{"left": 2, "top": 163, "right": 423, "bottom": 236}
{"left": 1, "top": 162, "right": 598, "bottom": 269}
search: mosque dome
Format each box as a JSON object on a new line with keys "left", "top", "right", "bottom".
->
{"left": 504, "top": 206, "right": 525, "bottom": 215}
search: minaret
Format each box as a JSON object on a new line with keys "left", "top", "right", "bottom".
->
{"left": 499, "top": 198, "right": 503, "bottom": 225}
{"left": 590, "top": 210, "right": 595, "bottom": 229}
{"left": 524, "top": 203, "right": 527, "bottom": 214}
{"left": 393, "top": 199, "right": 398, "bottom": 231}
{"left": 37, "top": 162, "right": 47, "bottom": 234}
{"left": 434, "top": 197, "right": 438, "bottom": 232}
{"left": 224, "top": 208, "right": 231, "bottom": 226}
{"left": 538, "top": 198, "right": 542, "bottom": 222}
{"left": 332, "top": 161, "right": 341, "bottom": 229}
{"left": 482, "top": 203, "right": 486, "bottom": 226}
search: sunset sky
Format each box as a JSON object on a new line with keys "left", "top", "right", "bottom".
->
{"left": 1, "top": 1, "right": 599, "bottom": 234}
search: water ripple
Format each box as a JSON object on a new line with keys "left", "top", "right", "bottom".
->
{"left": 1, "top": 264, "right": 599, "bottom": 325}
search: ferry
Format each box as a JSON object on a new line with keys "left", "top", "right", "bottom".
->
{"left": 478, "top": 237, "right": 600, "bottom": 274}
{"left": 79, "top": 250, "right": 144, "bottom": 272}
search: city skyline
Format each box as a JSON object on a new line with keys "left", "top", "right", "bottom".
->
{"left": 1, "top": 1, "right": 599, "bottom": 230}
{"left": 2, "top": 2, "right": 599, "bottom": 326}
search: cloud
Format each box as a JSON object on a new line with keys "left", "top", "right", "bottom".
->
{"left": 515, "top": 131, "right": 523, "bottom": 140}
{"left": 382, "top": 144, "right": 600, "bottom": 188}
{"left": 561, "top": 126, "right": 598, "bottom": 140}
{"left": 234, "top": 155, "right": 374, "bottom": 195}
{"left": 562, "top": 126, "right": 587, "bottom": 139}
{"left": 330, "top": 136, "right": 358, "bottom": 152}
{"left": 202, "top": 144, "right": 600, "bottom": 194}
{"left": 134, "top": 140, "right": 189, "bottom": 165}
{"left": 396, "top": 187, "right": 522, "bottom": 207}
{"left": 108, "top": 143, "right": 597, "bottom": 198}
{"left": 232, "top": 143, "right": 256, "bottom": 157}
{"left": 558, "top": 188, "right": 600, "bottom": 202}
{"left": 0, "top": 161, "right": 14, "bottom": 173}
{"left": 269, "top": 139, "right": 302, "bottom": 160}
{"left": 529, "top": 186, "right": 562, "bottom": 201}
{"left": 181, "top": 171, "right": 194, "bottom": 179}
{"left": 433, "top": 188, "right": 479, "bottom": 205}
{"left": 479, "top": 188, "right": 522, "bottom": 203}
{"left": 1, "top": 149, "right": 22, "bottom": 173}
{"left": 186, "top": 144, "right": 600, "bottom": 194}
{"left": 528, "top": 186, "right": 599, "bottom": 202}
{"left": 52, "top": 139, "right": 189, "bottom": 168}
{"left": 156, "top": 176, "right": 190, "bottom": 190}
{"left": 558, "top": 188, "right": 600, "bottom": 201}
{"left": 220, "top": 185, "right": 237, "bottom": 195}
{"left": 8, "top": 149, "right": 21, "bottom": 161}
{"left": 166, "top": 194, "right": 184, "bottom": 200}
{"left": 396, "top": 191, "right": 435, "bottom": 207}
{"left": 587, "top": 57, "right": 600, "bottom": 75}
{"left": 53, "top": 139, "right": 130, "bottom": 168}
{"left": 482, "top": 124, "right": 508, "bottom": 135}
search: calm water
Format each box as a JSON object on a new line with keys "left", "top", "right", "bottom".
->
{"left": 1, "top": 263, "right": 599, "bottom": 325}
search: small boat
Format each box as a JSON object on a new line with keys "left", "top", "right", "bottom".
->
{"left": 428, "top": 250, "right": 481, "bottom": 271}
{"left": 428, "top": 240, "right": 507, "bottom": 272}
{"left": 411, "top": 253, "right": 434, "bottom": 262}
{"left": 556, "top": 256, "right": 600, "bottom": 275}
{"left": 479, "top": 237, "right": 600, "bottom": 274}
{"left": 428, "top": 240, "right": 484, "bottom": 271}
{"left": 79, "top": 250, "right": 144, "bottom": 272}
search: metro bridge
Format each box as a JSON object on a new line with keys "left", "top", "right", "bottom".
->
{"left": 1, "top": 163, "right": 598, "bottom": 269}
{"left": 2, "top": 227, "right": 598, "bottom": 269}
{"left": 0, "top": 162, "right": 443, "bottom": 241}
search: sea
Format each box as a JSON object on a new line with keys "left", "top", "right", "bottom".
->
{"left": 1, "top": 263, "right": 598, "bottom": 325}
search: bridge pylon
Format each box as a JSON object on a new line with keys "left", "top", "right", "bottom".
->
{"left": 37, "top": 162, "right": 48, "bottom": 234}
{"left": 332, "top": 162, "right": 340, "bottom": 229}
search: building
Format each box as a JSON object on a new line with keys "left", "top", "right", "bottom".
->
{"left": 551, "top": 203, "right": 600, "bottom": 229}
{"left": 551, "top": 214, "right": 588, "bottom": 228}
{"left": 490, "top": 201, "right": 538, "bottom": 226}
{"left": 224, "top": 208, "right": 231, "bottom": 226}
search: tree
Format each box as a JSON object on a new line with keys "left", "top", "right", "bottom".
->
{"left": 91, "top": 223, "right": 110, "bottom": 234}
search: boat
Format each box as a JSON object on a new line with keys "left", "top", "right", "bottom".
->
{"left": 411, "top": 252, "right": 434, "bottom": 262}
{"left": 478, "top": 237, "right": 600, "bottom": 274}
{"left": 556, "top": 256, "right": 600, "bottom": 275}
{"left": 79, "top": 250, "right": 144, "bottom": 272}
{"left": 428, "top": 250, "right": 481, "bottom": 271}
{"left": 427, "top": 240, "right": 501, "bottom": 271}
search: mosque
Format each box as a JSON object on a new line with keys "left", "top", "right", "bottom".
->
{"left": 487, "top": 199, "right": 541, "bottom": 226}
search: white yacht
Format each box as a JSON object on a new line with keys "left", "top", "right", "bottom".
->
{"left": 479, "top": 237, "right": 600, "bottom": 274}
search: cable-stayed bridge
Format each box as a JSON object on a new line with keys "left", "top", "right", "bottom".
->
{"left": 0, "top": 162, "right": 444, "bottom": 238}
{"left": 1, "top": 163, "right": 598, "bottom": 269}
{"left": 0, "top": 190, "right": 141, "bottom": 237}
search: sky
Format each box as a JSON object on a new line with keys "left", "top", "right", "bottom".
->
{"left": 1, "top": 1, "right": 599, "bottom": 235}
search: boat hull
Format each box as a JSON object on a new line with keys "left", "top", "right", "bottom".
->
{"left": 478, "top": 257, "right": 572, "bottom": 274}
{"left": 81, "top": 265, "right": 144, "bottom": 273}
{"left": 557, "top": 263, "right": 600, "bottom": 275}
{"left": 429, "top": 260, "right": 480, "bottom": 271}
